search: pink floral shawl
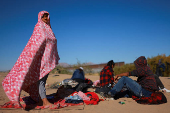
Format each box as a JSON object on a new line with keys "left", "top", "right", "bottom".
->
{"left": 2, "top": 11, "right": 60, "bottom": 104}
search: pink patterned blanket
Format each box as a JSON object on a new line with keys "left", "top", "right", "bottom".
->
{"left": 2, "top": 11, "right": 60, "bottom": 106}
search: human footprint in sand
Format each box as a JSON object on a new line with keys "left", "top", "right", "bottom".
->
{"left": 2, "top": 11, "right": 60, "bottom": 109}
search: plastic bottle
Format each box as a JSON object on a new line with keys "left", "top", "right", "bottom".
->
{"left": 119, "top": 101, "right": 125, "bottom": 104}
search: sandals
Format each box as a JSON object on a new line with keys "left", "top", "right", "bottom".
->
{"left": 49, "top": 104, "right": 59, "bottom": 109}
{"left": 35, "top": 105, "right": 50, "bottom": 109}
{"left": 35, "top": 104, "right": 59, "bottom": 110}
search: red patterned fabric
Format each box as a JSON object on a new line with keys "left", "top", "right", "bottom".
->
{"left": 100, "top": 66, "right": 114, "bottom": 87}
{"left": 132, "top": 92, "right": 167, "bottom": 104}
{"left": 71, "top": 91, "right": 102, "bottom": 105}
{"left": 0, "top": 96, "right": 83, "bottom": 110}
{"left": 84, "top": 92, "right": 100, "bottom": 105}
{"left": 2, "top": 11, "right": 60, "bottom": 105}
{"left": 0, "top": 92, "right": 101, "bottom": 110}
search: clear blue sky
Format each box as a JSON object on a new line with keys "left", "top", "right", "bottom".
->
{"left": 0, "top": 0, "right": 170, "bottom": 71}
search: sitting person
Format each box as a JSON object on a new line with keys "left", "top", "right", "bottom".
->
{"left": 108, "top": 56, "right": 159, "bottom": 98}
{"left": 154, "top": 74, "right": 170, "bottom": 93}
{"left": 148, "top": 63, "right": 170, "bottom": 92}
{"left": 71, "top": 67, "right": 92, "bottom": 93}
{"left": 71, "top": 67, "right": 85, "bottom": 83}
{"left": 96, "top": 60, "right": 115, "bottom": 96}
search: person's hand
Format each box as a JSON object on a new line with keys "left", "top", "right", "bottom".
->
{"left": 114, "top": 75, "right": 118, "bottom": 81}
{"left": 114, "top": 80, "right": 118, "bottom": 84}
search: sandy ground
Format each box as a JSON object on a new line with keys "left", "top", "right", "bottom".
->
{"left": 0, "top": 72, "right": 170, "bottom": 113}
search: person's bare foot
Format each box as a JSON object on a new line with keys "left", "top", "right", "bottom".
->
{"left": 42, "top": 98, "right": 53, "bottom": 106}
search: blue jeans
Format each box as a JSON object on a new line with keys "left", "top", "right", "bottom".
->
{"left": 109, "top": 76, "right": 152, "bottom": 97}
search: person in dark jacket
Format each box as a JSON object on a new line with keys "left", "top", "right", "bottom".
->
{"left": 154, "top": 74, "right": 170, "bottom": 92}
{"left": 156, "top": 59, "right": 166, "bottom": 77}
{"left": 148, "top": 62, "right": 170, "bottom": 92}
{"left": 71, "top": 67, "right": 89, "bottom": 92}
{"left": 71, "top": 67, "right": 85, "bottom": 83}
{"left": 108, "top": 56, "right": 158, "bottom": 98}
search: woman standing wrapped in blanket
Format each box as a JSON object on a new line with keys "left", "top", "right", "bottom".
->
{"left": 2, "top": 11, "right": 60, "bottom": 108}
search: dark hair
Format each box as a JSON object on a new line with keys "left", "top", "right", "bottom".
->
{"left": 42, "top": 13, "right": 49, "bottom": 18}
{"left": 107, "top": 60, "right": 115, "bottom": 68}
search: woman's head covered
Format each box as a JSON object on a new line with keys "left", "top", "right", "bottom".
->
{"left": 38, "top": 11, "right": 50, "bottom": 24}
{"left": 107, "top": 60, "right": 115, "bottom": 68}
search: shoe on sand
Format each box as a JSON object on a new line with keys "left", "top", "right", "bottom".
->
{"left": 161, "top": 88, "right": 170, "bottom": 93}
{"left": 100, "top": 92, "right": 114, "bottom": 101}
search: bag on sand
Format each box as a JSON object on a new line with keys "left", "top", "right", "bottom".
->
{"left": 75, "top": 83, "right": 89, "bottom": 93}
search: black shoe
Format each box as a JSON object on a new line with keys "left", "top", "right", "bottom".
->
{"left": 108, "top": 91, "right": 114, "bottom": 98}
{"left": 100, "top": 92, "right": 114, "bottom": 100}
{"left": 100, "top": 92, "right": 108, "bottom": 98}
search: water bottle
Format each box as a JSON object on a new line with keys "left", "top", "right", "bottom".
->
{"left": 119, "top": 101, "right": 125, "bottom": 104}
